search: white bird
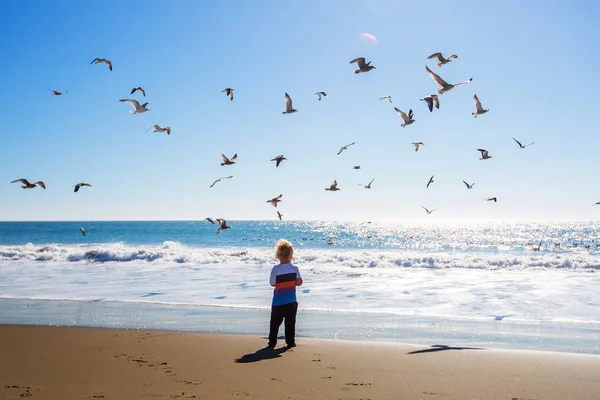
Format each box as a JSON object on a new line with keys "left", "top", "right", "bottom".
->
{"left": 421, "top": 206, "right": 437, "bottom": 214}
{"left": 478, "top": 149, "right": 492, "bottom": 160}
{"left": 49, "top": 89, "right": 67, "bottom": 96}
{"left": 270, "top": 155, "right": 287, "bottom": 167}
{"left": 221, "top": 154, "right": 237, "bottom": 166}
{"left": 412, "top": 142, "right": 424, "bottom": 152}
{"left": 483, "top": 197, "right": 497, "bottom": 202}
{"left": 337, "top": 142, "right": 355, "bottom": 155}
{"left": 209, "top": 176, "right": 233, "bottom": 188}
{"left": 419, "top": 95, "right": 439, "bottom": 112}
{"left": 119, "top": 99, "right": 149, "bottom": 114}
{"left": 394, "top": 108, "right": 415, "bottom": 127}
{"left": 221, "top": 88, "right": 234, "bottom": 101}
{"left": 379, "top": 95, "right": 392, "bottom": 103}
{"left": 11, "top": 179, "right": 46, "bottom": 189}
{"left": 90, "top": 57, "right": 112, "bottom": 71}
{"left": 426, "top": 66, "right": 472, "bottom": 95}
{"left": 513, "top": 138, "right": 534, "bottom": 149}
{"left": 325, "top": 180, "right": 340, "bottom": 191}
{"left": 426, "top": 175, "right": 434, "bottom": 189}
{"left": 80, "top": 227, "right": 86, "bottom": 236}
{"left": 463, "top": 181, "right": 474, "bottom": 189}
{"left": 472, "top": 95, "right": 490, "bottom": 117}
{"left": 266, "top": 194, "right": 283, "bottom": 207}
{"left": 314, "top": 92, "right": 326, "bottom": 101}
{"left": 359, "top": 179, "right": 374, "bottom": 189}
{"left": 216, "top": 218, "right": 231, "bottom": 234}
{"left": 349, "top": 57, "right": 376, "bottom": 74}
{"left": 427, "top": 52, "right": 458, "bottom": 67}
{"left": 282, "top": 92, "right": 297, "bottom": 114}
{"left": 130, "top": 87, "right": 146, "bottom": 96}
{"left": 151, "top": 124, "right": 171, "bottom": 135}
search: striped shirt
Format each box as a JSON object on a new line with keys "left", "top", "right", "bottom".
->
{"left": 270, "top": 263, "right": 302, "bottom": 306}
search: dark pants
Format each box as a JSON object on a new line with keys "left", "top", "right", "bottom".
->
{"left": 268, "top": 301, "right": 298, "bottom": 347}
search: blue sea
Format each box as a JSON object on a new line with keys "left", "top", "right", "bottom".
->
{"left": 1, "top": 220, "right": 599, "bottom": 354}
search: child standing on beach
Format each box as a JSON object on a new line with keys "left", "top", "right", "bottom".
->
{"left": 268, "top": 239, "right": 303, "bottom": 348}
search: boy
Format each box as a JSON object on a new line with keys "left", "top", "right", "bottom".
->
{"left": 269, "top": 239, "right": 303, "bottom": 348}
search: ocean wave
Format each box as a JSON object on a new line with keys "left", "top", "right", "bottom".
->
{"left": 0, "top": 242, "right": 599, "bottom": 271}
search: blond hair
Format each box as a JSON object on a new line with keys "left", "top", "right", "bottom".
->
{"left": 274, "top": 239, "right": 294, "bottom": 260}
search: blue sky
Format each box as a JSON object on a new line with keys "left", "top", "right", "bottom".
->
{"left": 1, "top": 0, "right": 599, "bottom": 221}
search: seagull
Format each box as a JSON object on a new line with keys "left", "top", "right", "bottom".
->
{"left": 49, "top": 89, "right": 67, "bottom": 96}
{"left": 119, "top": 99, "right": 149, "bottom": 114}
{"left": 412, "top": 142, "right": 424, "bottom": 152}
{"left": 74, "top": 183, "right": 91, "bottom": 193}
{"left": 130, "top": 87, "right": 146, "bottom": 96}
{"left": 593, "top": 202, "right": 600, "bottom": 206}
{"left": 472, "top": 95, "right": 490, "bottom": 117}
{"left": 483, "top": 197, "right": 497, "bottom": 202}
{"left": 533, "top": 242, "right": 542, "bottom": 251}
{"left": 337, "top": 142, "right": 355, "bottom": 155}
{"left": 379, "top": 95, "right": 392, "bottom": 103}
{"left": 205, "top": 217, "right": 215, "bottom": 224}
{"left": 221, "top": 154, "right": 237, "bottom": 166}
{"left": 277, "top": 211, "right": 283, "bottom": 221}
{"left": 80, "top": 227, "right": 86, "bottom": 236}
{"left": 427, "top": 52, "right": 458, "bottom": 67}
{"left": 426, "top": 175, "right": 434, "bottom": 189}
{"left": 419, "top": 95, "right": 439, "bottom": 112}
{"left": 325, "top": 180, "right": 340, "bottom": 191}
{"left": 90, "top": 57, "right": 112, "bottom": 71}
{"left": 151, "top": 124, "right": 171, "bottom": 135}
{"left": 478, "top": 149, "right": 492, "bottom": 160}
{"left": 270, "top": 155, "right": 287, "bottom": 167}
{"left": 209, "top": 176, "right": 233, "bottom": 188}
{"left": 349, "top": 57, "right": 376, "bottom": 74}
{"left": 426, "top": 66, "right": 472, "bottom": 95}
{"left": 359, "top": 179, "right": 374, "bottom": 189}
{"left": 353, "top": 165, "right": 361, "bottom": 170}
{"left": 220, "top": 88, "right": 234, "bottom": 101}
{"left": 463, "top": 181, "right": 475, "bottom": 189}
{"left": 394, "top": 108, "right": 415, "bottom": 127}
{"left": 266, "top": 194, "right": 283, "bottom": 207}
{"left": 513, "top": 138, "right": 535, "bottom": 149}
{"left": 314, "top": 92, "right": 326, "bottom": 101}
{"left": 11, "top": 179, "right": 46, "bottom": 189}
{"left": 421, "top": 206, "right": 437, "bottom": 214}
{"left": 216, "top": 218, "right": 231, "bottom": 234}
{"left": 282, "top": 93, "right": 297, "bottom": 114}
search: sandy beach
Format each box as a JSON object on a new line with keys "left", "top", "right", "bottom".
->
{"left": 0, "top": 325, "right": 598, "bottom": 400}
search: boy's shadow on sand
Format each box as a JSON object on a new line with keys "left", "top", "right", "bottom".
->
{"left": 235, "top": 346, "right": 290, "bottom": 363}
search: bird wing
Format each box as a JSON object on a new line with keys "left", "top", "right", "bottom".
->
{"left": 408, "top": 109, "right": 414, "bottom": 119}
{"left": 209, "top": 180, "right": 218, "bottom": 188}
{"left": 11, "top": 179, "right": 30, "bottom": 185}
{"left": 221, "top": 154, "right": 230, "bottom": 163}
{"left": 139, "top": 87, "right": 146, "bottom": 96}
{"left": 140, "top": 102, "right": 149, "bottom": 109}
{"left": 448, "top": 54, "right": 458, "bottom": 59}
{"left": 525, "top": 142, "right": 535, "bottom": 147}
{"left": 463, "top": 180, "right": 470, "bottom": 188}
{"left": 477, "top": 149, "right": 487, "bottom": 156}
{"left": 130, "top": 88, "right": 136, "bottom": 95}
{"left": 284, "top": 92, "right": 293, "bottom": 110}
{"left": 217, "top": 218, "right": 227, "bottom": 228}
{"left": 315, "top": 92, "right": 322, "bottom": 100}
{"left": 90, "top": 57, "right": 99, "bottom": 64}
{"left": 421, "top": 206, "right": 429, "bottom": 213}
{"left": 330, "top": 180, "right": 338, "bottom": 189}
{"left": 230, "top": 154, "right": 237, "bottom": 161}
{"left": 273, "top": 194, "right": 283, "bottom": 201}
{"left": 432, "top": 96, "right": 439, "bottom": 109}
{"left": 166, "top": 127, "right": 171, "bottom": 135}
{"left": 474, "top": 95, "right": 484, "bottom": 112}
{"left": 368, "top": 179, "right": 374, "bottom": 186}
{"left": 105, "top": 60, "right": 113, "bottom": 71}
{"left": 350, "top": 57, "right": 367, "bottom": 68}
{"left": 394, "top": 107, "right": 409, "bottom": 123}
{"left": 33, "top": 181, "right": 46, "bottom": 189}
{"left": 427, "top": 53, "right": 444, "bottom": 62}
{"left": 74, "top": 184, "right": 81, "bottom": 192}
{"left": 120, "top": 99, "right": 141, "bottom": 109}
{"left": 425, "top": 66, "right": 449, "bottom": 87}
{"left": 412, "top": 142, "right": 419, "bottom": 151}
{"left": 420, "top": 97, "right": 433, "bottom": 112}
{"left": 512, "top": 138, "right": 523, "bottom": 147}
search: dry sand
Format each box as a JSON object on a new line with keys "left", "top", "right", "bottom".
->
{"left": 0, "top": 325, "right": 599, "bottom": 400}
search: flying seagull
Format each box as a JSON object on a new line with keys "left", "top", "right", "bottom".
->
{"left": 349, "top": 57, "right": 376, "bottom": 74}
{"left": 90, "top": 57, "right": 112, "bottom": 71}
{"left": 394, "top": 108, "right": 415, "bottom": 127}
{"left": 282, "top": 92, "right": 297, "bottom": 114}
{"left": 216, "top": 218, "right": 231, "bottom": 234}
{"left": 478, "top": 149, "right": 492, "bottom": 160}
{"left": 209, "top": 176, "right": 233, "bottom": 188}
{"left": 74, "top": 183, "right": 91, "bottom": 193}
{"left": 359, "top": 179, "right": 375, "bottom": 189}
{"left": 353, "top": 165, "right": 361, "bottom": 170}
{"left": 472, "top": 95, "right": 490, "bottom": 117}
{"left": 421, "top": 206, "right": 437, "bottom": 214}
{"left": 337, "top": 142, "right": 355, "bottom": 155}
{"left": 426, "top": 66, "right": 472, "bottom": 95}
{"left": 220, "top": 88, "right": 234, "bottom": 101}
{"left": 221, "top": 154, "right": 237, "bottom": 166}
{"left": 379, "top": 95, "right": 392, "bottom": 103}
{"left": 130, "top": 87, "right": 146, "bottom": 96}
{"left": 270, "top": 155, "right": 287, "bottom": 167}
{"left": 314, "top": 92, "right": 326, "bottom": 101}
{"left": 483, "top": 197, "right": 497, "bottom": 202}
{"left": 412, "top": 142, "right": 424, "bottom": 152}
{"left": 277, "top": 211, "right": 283, "bottom": 221}
{"left": 593, "top": 202, "right": 600, "bottom": 206}
{"left": 49, "top": 89, "right": 67, "bottom": 96}
{"left": 119, "top": 99, "right": 149, "bottom": 114}
{"left": 80, "top": 227, "right": 86, "bottom": 236}
{"left": 11, "top": 179, "right": 46, "bottom": 189}
{"left": 151, "top": 124, "right": 171, "bottom": 135}
{"left": 427, "top": 52, "right": 458, "bottom": 67}
{"left": 426, "top": 175, "right": 434, "bottom": 189}
{"left": 513, "top": 138, "right": 534, "bottom": 149}
{"left": 325, "top": 180, "right": 340, "bottom": 191}
{"left": 419, "top": 95, "right": 439, "bottom": 112}
{"left": 266, "top": 194, "right": 283, "bottom": 207}
{"left": 205, "top": 217, "right": 215, "bottom": 224}
{"left": 463, "top": 181, "right": 475, "bottom": 189}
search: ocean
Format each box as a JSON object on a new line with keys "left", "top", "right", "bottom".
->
{"left": 1, "top": 220, "right": 599, "bottom": 354}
